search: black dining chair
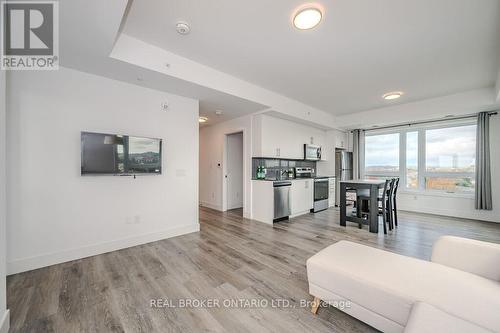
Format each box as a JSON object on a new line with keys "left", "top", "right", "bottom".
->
{"left": 357, "top": 179, "right": 393, "bottom": 234}
{"left": 392, "top": 178, "right": 400, "bottom": 227}
{"left": 386, "top": 179, "right": 397, "bottom": 230}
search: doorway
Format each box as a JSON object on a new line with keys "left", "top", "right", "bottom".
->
{"left": 225, "top": 132, "right": 243, "bottom": 216}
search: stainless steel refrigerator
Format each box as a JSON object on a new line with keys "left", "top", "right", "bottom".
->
{"left": 335, "top": 151, "right": 353, "bottom": 206}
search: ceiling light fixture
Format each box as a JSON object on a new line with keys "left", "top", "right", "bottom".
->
{"left": 293, "top": 7, "right": 322, "bottom": 30}
{"left": 382, "top": 91, "right": 404, "bottom": 100}
{"left": 199, "top": 116, "right": 208, "bottom": 123}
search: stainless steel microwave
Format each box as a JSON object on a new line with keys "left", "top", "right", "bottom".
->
{"left": 304, "top": 144, "right": 322, "bottom": 161}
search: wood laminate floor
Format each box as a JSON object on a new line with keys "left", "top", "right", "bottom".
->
{"left": 7, "top": 207, "right": 500, "bottom": 333}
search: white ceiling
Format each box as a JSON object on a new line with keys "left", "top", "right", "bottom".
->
{"left": 123, "top": 0, "right": 500, "bottom": 115}
{"left": 57, "top": 0, "right": 268, "bottom": 127}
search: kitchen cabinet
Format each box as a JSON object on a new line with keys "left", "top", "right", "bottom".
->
{"left": 251, "top": 180, "right": 274, "bottom": 224}
{"left": 334, "top": 130, "right": 348, "bottom": 149}
{"left": 251, "top": 179, "right": 313, "bottom": 224}
{"left": 328, "top": 177, "right": 336, "bottom": 207}
{"left": 254, "top": 114, "right": 327, "bottom": 160}
{"left": 290, "top": 179, "right": 314, "bottom": 216}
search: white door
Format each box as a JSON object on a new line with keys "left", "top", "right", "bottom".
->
{"left": 226, "top": 132, "right": 243, "bottom": 210}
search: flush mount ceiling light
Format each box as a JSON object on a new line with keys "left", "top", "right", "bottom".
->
{"left": 199, "top": 116, "right": 208, "bottom": 123}
{"left": 382, "top": 91, "right": 404, "bottom": 100}
{"left": 293, "top": 7, "right": 323, "bottom": 30}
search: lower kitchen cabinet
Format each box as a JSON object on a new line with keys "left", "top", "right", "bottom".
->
{"left": 290, "top": 179, "right": 314, "bottom": 216}
{"left": 328, "top": 177, "right": 336, "bottom": 207}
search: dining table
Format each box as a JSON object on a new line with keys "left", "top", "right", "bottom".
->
{"left": 339, "top": 179, "right": 386, "bottom": 233}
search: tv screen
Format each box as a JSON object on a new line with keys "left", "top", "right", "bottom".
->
{"left": 81, "top": 132, "right": 162, "bottom": 175}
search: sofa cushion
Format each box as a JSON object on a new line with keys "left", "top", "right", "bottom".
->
{"left": 404, "top": 302, "right": 492, "bottom": 333}
{"left": 431, "top": 236, "right": 500, "bottom": 281}
{"left": 306, "top": 241, "right": 500, "bottom": 332}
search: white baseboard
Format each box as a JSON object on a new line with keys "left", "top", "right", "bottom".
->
{"left": 7, "top": 224, "right": 200, "bottom": 275}
{"left": 399, "top": 205, "right": 500, "bottom": 223}
{"left": 199, "top": 201, "right": 222, "bottom": 211}
{"left": 227, "top": 204, "right": 243, "bottom": 210}
{"left": 0, "top": 310, "right": 9, "bottom": 333}
{"left": 290, "top": 210, "right": 311, "bottom": 218}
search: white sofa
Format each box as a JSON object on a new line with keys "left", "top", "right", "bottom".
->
{"left": 306, "top": 236, "right": 500, "bottom": 333}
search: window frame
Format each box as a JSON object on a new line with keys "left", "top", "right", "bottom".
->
{"left": 361, "top": 119, "right": 476, "bottom": 196}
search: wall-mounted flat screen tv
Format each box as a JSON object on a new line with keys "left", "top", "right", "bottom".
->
{"left": 81, "top": 132, "right": 162, "bottom": 175}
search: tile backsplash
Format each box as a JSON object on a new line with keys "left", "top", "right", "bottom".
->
{"left": 252, "top": 158, "right": 316, "bottom": 180}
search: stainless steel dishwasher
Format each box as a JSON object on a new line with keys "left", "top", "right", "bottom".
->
{"left": 273, "top": 181, "right": 291, "bottom": 222}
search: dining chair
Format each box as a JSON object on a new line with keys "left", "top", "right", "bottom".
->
{"left": 392, "top": 178, "right": 400, "bottom": 227}
{"left": 357, "top": 179, "right": 393, "bottom": 234}
{"left": 346, "top": 187, "right": 359, "bottom": 215}
{"left": 386, "top": 178, "right": 396, "bottom": 230}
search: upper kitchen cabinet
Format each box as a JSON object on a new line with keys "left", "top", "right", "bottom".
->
{"left": 252, "top": 114, "right": 327, "bottom": 160}
{"left": 333, "top": 130, "right": 348, "bottom": 150}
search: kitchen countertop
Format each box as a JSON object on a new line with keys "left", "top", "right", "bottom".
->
{"left": 252, "top": 175, "right": 336, "bottom": 181}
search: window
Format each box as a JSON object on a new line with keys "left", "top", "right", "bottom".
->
{"left": 364, "top": 133, "right": 399, "bottom": 177}
{"left": 362, "top": 122, "right": 476, "bottom": 194}
{"left": 424, "top": 125, "right": 476, "bottom": 192}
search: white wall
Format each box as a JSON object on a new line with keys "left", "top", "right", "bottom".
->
{"left": 6, "top": 67, "right": 200, "bottom": 274}
{"left": 226, "top": 132, "right": 243, "bottom": 210}
{"left": 0, "top": 68, "right": 9, "bottom": 332}
{"left": 199, "top": 115, "right": 253, "bottom": 217}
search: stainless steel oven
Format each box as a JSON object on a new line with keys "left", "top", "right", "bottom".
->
{"left": 304, "top": 144, "right": 322, "bottom": 161}
{"left": 313, "top": 178, "right": 329, "bottom": 212}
